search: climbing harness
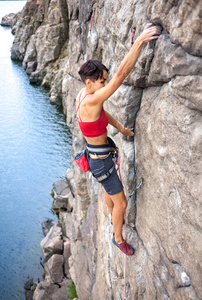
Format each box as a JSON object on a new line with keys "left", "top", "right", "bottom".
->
{"left": 86, "top": 137, "right": 119, "bottom": 182}
{"left": 131, "top": 26, "right": 136, "bottom": 47}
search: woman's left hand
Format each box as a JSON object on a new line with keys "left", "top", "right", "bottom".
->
{"left": 120, "top": 127, "right": 134, "bottom": 136}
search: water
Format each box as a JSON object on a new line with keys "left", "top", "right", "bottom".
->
{"left": 0, "top": 2, "right": 72, "bottom": 299}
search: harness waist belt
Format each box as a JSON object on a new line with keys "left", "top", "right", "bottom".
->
{"left": 86, "top": 144, "right": 115, "bottom": 155}
{"left": 85, "top": 137, "right": 117, "bottom": 155}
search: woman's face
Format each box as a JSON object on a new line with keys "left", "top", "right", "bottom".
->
{"left": 87, "top": 70, "right": 108, "bottom": 93}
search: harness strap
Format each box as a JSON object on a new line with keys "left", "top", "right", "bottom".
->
{"left": 95, "top": 164, "right": 115, "bottom": 183}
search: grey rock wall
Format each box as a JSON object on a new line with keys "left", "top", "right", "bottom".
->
{"left": 62, "top": 2, "right": 202, "bottom": 299}
{"left": 9, "top": 0, "right": 202, "bottom": 299}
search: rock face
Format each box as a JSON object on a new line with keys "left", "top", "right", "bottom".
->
{"left": 35, "top": 222, "right": 72, "bottom": 300}
{"left": 11, "top": 0, "right": 69, "bottom": 86}
{"left": 9, "top": 0, "right": 202, "bottom": 299}
{"left": 33, "top": 280, "right": 68, "bottom": 300}
{"left": 50, "top": 179, "right": 74, "bottom": 212}
{"left": 40, "top": 222, "right": 63, "bottom": 261}
{"left": 0, "top": 13, "right": 16, "bottom": 26}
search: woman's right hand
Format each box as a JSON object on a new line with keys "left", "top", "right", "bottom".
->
{"left": 138, "top": 23, "right": 162, "bottom": 44}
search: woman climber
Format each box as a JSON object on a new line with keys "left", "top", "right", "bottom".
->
{"left": 76, "top": 23, "right": 161, "bottom": 255}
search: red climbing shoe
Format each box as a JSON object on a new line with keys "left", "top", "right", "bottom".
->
{"left": 112, "top": 236, "right": 135, "bottom": 256}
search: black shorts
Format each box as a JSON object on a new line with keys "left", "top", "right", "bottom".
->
{"left": 88, "top": 153, "right": 123, "bottom": 196}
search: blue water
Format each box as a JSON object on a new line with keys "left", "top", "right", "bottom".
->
{"left": 0, "top": 2, "right": 72, "bottom": 299}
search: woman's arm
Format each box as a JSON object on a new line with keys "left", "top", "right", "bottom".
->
{"left": 105, "top": 110, "right": 134, "bottom": 136}
{"left": 92, "top": 24, "right": 161, "bottom": 106}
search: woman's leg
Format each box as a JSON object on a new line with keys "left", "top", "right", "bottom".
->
{"left": 104, "top": 189, "right": 127, "bottom": 244}
{"left": 104, "top": 189, "right": 114, "bottom": 213}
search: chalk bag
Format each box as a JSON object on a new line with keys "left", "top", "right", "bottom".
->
{"left": 74, "top": 149, "right": 90, "bottom": 172}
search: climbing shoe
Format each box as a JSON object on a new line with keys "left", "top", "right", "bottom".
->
{"left": 110, "top": 214, "right": 125, "bottom": 225}
{"left": 112, "top": 236, "right": 135, "bottom": 256}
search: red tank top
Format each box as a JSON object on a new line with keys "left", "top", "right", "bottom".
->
{"left": 76, "top": 90, "right": 108, "bottom": 138}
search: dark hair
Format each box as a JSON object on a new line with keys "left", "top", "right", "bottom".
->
{"left": 78, "top": 60, "right": 109, "bottom": 83}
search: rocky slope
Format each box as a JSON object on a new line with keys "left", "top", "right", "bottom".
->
{"left": 8, "top": 0, "right": 202, "bottom": 299}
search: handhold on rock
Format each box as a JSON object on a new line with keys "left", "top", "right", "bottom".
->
{"left": 147, "top": 21, "right": 163, "bottom": 35}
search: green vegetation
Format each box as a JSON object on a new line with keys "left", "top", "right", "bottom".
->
{"left": 60, "top": 276, "right": 78, "bottom": 300}
{"left": 67, "top": 279, "right": 78, "bottom": 300}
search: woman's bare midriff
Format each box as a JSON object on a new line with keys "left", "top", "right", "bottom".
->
{"left": 85, "top": 132, "right": 109, "bottom": 159}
